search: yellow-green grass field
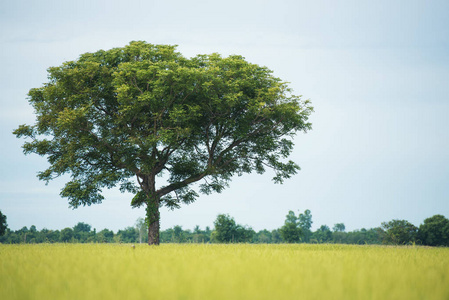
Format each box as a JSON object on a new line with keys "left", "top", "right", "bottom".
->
{"left": 1, "top": 244, "right": 448, "bottom": 300}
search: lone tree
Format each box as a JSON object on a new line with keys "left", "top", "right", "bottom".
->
{"left": 13, "top": 41, "right": 313, "bottom": 245}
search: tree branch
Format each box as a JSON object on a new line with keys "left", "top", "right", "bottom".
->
{"left": 156, "top": 171, "right": 208, "bottom": 197}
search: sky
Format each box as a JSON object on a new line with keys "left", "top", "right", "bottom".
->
{"left": 1, "top": 0, "right": 448, "bottom": 233}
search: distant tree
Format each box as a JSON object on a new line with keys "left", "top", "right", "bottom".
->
{"left": 381, "top": 220, "right": 417, "bottom": 245}
{"left": 26, "top": 225, "right": 38, "bottom": 243}
{"left": 13, "top": 41, "right": 313, "bottom": 245}
{"left": 192, "top": 225, "right": 209, "bottom": 243}
{"left": 73, "top": 222, "right": 91, "bottom": 233}
{"left": 236, "top": 225, "right": 255, "bottom": 243}
{"left": 333, "top": 223, "right": 345, "bottom": 232}
{"left": 172, "top": 225, "right": 185, "bottom": 243}
{"left": 17, "top": 226, "right": 29, "bottom": 243}
{"left": 73, "top": 222, "right": 92, "bottom": 242}
{"left": 97, "top": 229, "right": 114, "bottom": 243}
{"left": 213, "top": 214, "right": 237, "bottom": 243}
{"left": 313, "top": 225, "right": 332, "bottom": 243}
{"left": 280, "top": 211, "right": 301, "bottom": 243}
{"left": 37, "top": 228, "right": 60, "bottom": 243}
{"left": 271, "top": 229, "right": 282, "bottom": 243}
{"left": 116, "top": 227, "right": 139, "bottom": 243}
{"left": 0, "top": 210, "right": 7, "bottom": 236}
{"left": 332, "top": 231, "right": 346, "bottom": 244}
{"left": 418, "top": 215, "right": 449, "bottom": 246}
{"left": 298, "top": 209, "right": 313, "bottom": 242}
{"left": 332, "top": 223, "right": 346, "bottom": 243}
{"left": 193, "top": 225, "right": 201, "bottom": 242}
{"left": 205, "top": 226, "right": 212, "bottom": 240}
{"left": 60, "top": 228, "right": 74, "bottom": 242}
{"left": 160, "top": 228, "right": 175, "bottom": 243}
{"left": 212, "top": 214, "right": 253, "bottom": 243}
{"left": 255, "top": 229, "right": 272, "bottom": 243}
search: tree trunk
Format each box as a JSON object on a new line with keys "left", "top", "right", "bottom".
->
{"left": 139, "top": 173, "right": 161, "bottom": 245}
{"left": 147, "top": 197, "right": 160, "bottom": 245}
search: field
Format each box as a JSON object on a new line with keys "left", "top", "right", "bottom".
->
{"left": 1, "top": 244, "right": 448, "bottom": 300}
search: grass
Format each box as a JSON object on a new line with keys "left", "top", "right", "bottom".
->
{"left": 1, "top": 243, "right": 448, "bottom": 300}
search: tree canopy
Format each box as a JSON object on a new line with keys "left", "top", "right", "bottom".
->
{"left": 212, "top": 214, "right": 254, "bottom": 243}
{"left": 381, "top": 219, "right": 418, "bottom": 245}
{"left": 13, "top": 41, "right": 313, "bottom": 245}
{"left": 418, "top": 215, "right": 449, "bottom": 246}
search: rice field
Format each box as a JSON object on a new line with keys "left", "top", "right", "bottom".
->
{"left": 1, "top": 243, "right": 448, "bottom": 300}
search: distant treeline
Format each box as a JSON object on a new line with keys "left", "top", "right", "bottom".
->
{"left": 0, "top": 210, "right": 448, "bottom": 246}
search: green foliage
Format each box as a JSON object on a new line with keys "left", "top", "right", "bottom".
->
{"left": 192, "top": 225, "right": 211, "bottom": 243}
{"left": 60, "top": 228, "right": 74, "bottom": 242}
{"left": 166, "top": 225, "right": 186, "bottom": 243}
{"left": 2, "top": 213, "right": 449, "bottom": 246}
{"left": 381, "top": 219, "right": 418, "bottom": 245}
{"left": 96, "top": 229, "right": 114, "bottom": 243}
{"left": 212, "top": 214, "right": 254, "bottom": 243}
{"left": 116, "top": 227, "right": 139, "bottom": 243}
{"left": 280, "top": 211, "right": 301, "bottom": 243}
{"left": 0, "top": 211, "right": 7, "bottom": 236}
{"left": 418, "top": 215, "right": 449, "bottom": 246}
{"left": 333, "top": 223, "right": 345, "bottom": 232}
{"left": 270, "top": 229, "right": 283, "bottom": 243}
{"left": 254, "top": 229, "right": 273, "bottom": 243}
{"left": 330, "top": 228, "right": 384, "bottom": 245}
{"left": 13, "top": 41, "right": 313, "bottom": 244}
{"left": 73, "top": 222, "right": 91, "bottom": 233}
{"left": 312, "top": 225, "right": 332, "bottom": 243}
{"left": 72, "top": 222, "right": 95, "bottom": 242}
{"left": 298, "top": 209, "right": 313, "bottom": 242}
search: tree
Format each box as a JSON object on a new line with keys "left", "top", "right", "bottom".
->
{"left": 298, "top": 209, "right": 313, "bottom": 242}
{"left": 255, "top": 229, "right": 272, "bottom": 243}
{"left": 332, "top": 223, "right": 346, "bottom": 243}
{"left": 280, "top": 210, "right": 301, "bottom": 243}
{"left": 73, "top": 222, "right": 92, "bottom": 242}
{"left": 97, "top": 228, "right": 114, "bottom": 243}
{"left": 0, "top": 210, "right": 7, "bottom": 236}
{"left": 73, "top": 222, "right": 91, "bottom": 233}
{"left": 418, "top": 215, "right": 449, "bottom": 246}
{"left": 13, "top": 41, "right": 313, "bottom": 245}
{"left": 213, "top": 214, "right": 237, "bottom": 243}
{"left": 313, "top": 225, "right": 332, "bottom": 243}
{"left": 192, "top": 225, "right": 209, "bottom": 243}
{"left": 116, "top": 227, "right": 138, "bottom": 243}
{"left": 333, "top": 223, "right": 345, "bottom": 232}
{"left": 60, "top": 228, "right": 74, "bottom": 242}
{"left": 271, "top": 229, "right": 282, "bottom": 243}
{"left": 212, "top": 214, "right": 254, "bottom": 243}
{"left": 160, "top": 228, "right": 175, "bottom": 243}
{"left": 236, "top": 225, "right": 255, "bottom": 243}
{"left": 172, "top": 225, "right": 185, "bottom": 243}
{"left": 381, "top": 219, "right": 417, "bottom": 245}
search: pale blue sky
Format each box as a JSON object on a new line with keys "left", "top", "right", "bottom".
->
{"left": 1, "top": 0, "right": 448, "bottom": 232}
